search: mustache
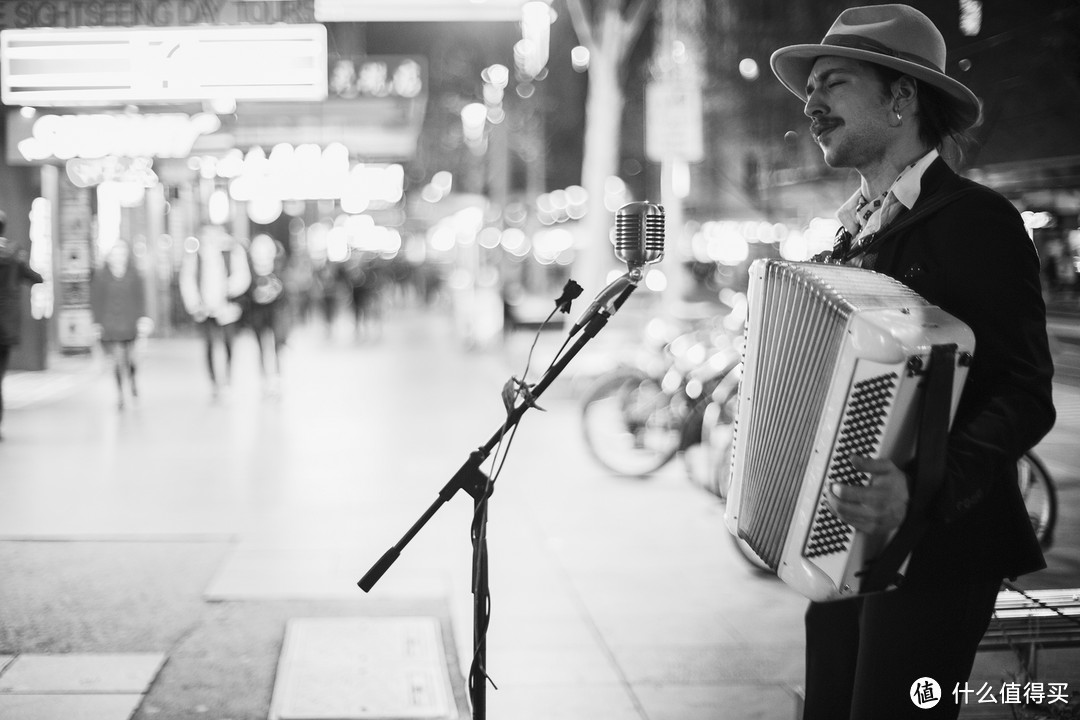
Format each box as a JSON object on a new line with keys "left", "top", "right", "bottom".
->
{"left": 810, "top": 117, "right": 841, "bottom": 138}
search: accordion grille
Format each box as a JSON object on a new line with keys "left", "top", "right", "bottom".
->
{"left": 736, "top": 262, "right": 930, "bottom": 569}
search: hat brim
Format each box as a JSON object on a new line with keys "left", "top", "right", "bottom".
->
{"left": 771, "top": 44, "right": 981, "bottom": 129}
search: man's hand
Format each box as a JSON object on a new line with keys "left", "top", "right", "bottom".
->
{"left": 826, "top": 455, "right": 910, "bottom": 536}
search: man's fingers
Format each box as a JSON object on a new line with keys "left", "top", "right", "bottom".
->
{"left": 830, "top": 482, "right": 880, "bottom": 503}
{"left": 849, "top": 454, "right": 892, "bottom": 474}
{"left": 826, "top": 488, "right": 876, "bottom": 531}
{"left": 846, "top": 455, "right": 881, "bottom": 472}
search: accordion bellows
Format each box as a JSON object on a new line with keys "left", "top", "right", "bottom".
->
{"left": 725, "top": 260, "right": 975, "bottom": 601}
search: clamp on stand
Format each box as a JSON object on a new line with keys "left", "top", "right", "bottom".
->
{"left": 358, "top": 270, "right": 641, "bottom": 720}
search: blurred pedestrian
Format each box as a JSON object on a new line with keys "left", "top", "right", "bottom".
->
{"left": 346, "top": 255, "right": 384, "bottom": 341}
{"left": 314, "top": 261, "right": 347, "bottom": 339}
{"left": 770, "top": 5, "right": 1055, "bottom": 718}
{"left": 0, "top": 211, "right": 43, "bottom": 440}
{"left": 247, "top": 233, "right": 289, "bottom": 393}
{"left": 179, "top": 226, "right": 251, "bottom": 397}
{"left": 90, "top": 240, "right": 152, "bottom": 409}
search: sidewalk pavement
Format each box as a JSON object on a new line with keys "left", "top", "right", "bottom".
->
{"left": 1, "top": 304, "right": 1078, "bottom": 720}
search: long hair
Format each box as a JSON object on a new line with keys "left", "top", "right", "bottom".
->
{"left": 871, "top": 64, "right": 979, "bottom": 167}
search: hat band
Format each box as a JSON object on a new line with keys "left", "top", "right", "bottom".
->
{"left": 821, "top": 33, "right": 941, "bottom": 73}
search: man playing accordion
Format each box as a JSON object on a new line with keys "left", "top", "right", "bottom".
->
{"left": 769, "top": 5, "right": 1056, "bottom": 718}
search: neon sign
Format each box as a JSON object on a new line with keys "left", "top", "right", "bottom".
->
{"left": 329, "top": 56, "right": 425, "bottom": 100}
{"left": 1, "top": 0, "right": 316, "bottom": 29}
{"left": 0, "top": 24, "right": 328, "bottom": 105}
{"left": 12, "top": 112, "right": 221, "bottom": 163}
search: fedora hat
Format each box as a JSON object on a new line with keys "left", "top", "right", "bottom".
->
{"left": 771, "top": 4, "right": 980, "bottom": 128}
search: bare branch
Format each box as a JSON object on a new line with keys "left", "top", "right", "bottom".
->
{"left": 565, "top": 0, "right": 597, "bottom": 50}
{"left": 615, "top": 0, "right": 657, "bottom": 66}
{"left": 624, "top": 0, "right": 656, "bottom": 38}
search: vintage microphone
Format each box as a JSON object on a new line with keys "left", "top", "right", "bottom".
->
{"left": 569, "top": 201, "right": 665, "bottom": 337}
{"left": 358, "top": 202, "right": 664, "bottom": 720}
{"left": 614, "top": 200, "right": 666, "bottom": 270}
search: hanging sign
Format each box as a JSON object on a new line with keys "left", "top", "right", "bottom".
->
{"left": 0, "top": 0, "right": 316, "bottom": 29}
{"left": 0, "top": 24, "right": 328, "bottom": 106}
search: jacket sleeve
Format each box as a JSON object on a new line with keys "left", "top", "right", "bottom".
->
{"left": 89, "top": 271, "right": 103, "bottom": 321}
{"left": 134, "top": 269, "right": 148, "bottom": 318}
{"left": 178, "top": 252, "right": 202, "bottom": 315}
{"left": 227, "top": 246, "right": 252, "bottom": 299}
{"left": 18, "top": 259, "right": 43, "bottom": 285}
{"left": 932, "top": 190, "right": 1056, "bottom": 523}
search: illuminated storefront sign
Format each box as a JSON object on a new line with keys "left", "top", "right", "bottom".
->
{"left": 56, "top": 172, "right": 95, "bottom": 351}
{"left": 224, "top": 142, "right": 405, "bottom": 205}
{"left": 0, "top": 0, "right": 315, "bottom": 29}
{"left": 7, "top": 111, "right": 222, "bottom": 164}
{"left": 315, "top": 0, "right": 532, "bottom": 22}
{"left": 329, "top": 55, "right": 425, "bottom": 100}
{"left": 231, "top": 55, "right": 427, "bottom": 159}
{"left": 0, "top": 24, "right": 328, "bottom": 105}
{"left": 28, "top": 196, "right": 53, "bottom": 321}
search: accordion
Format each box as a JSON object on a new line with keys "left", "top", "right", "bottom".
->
{"left": 724, "top": 260, "right": 975, "bottom": 601}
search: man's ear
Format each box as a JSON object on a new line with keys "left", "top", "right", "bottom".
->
{"left": 892, "top": 75, "right": 918, "bottom": 115}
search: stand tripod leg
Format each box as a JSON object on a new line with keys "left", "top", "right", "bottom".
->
{"left": 470, "top": 490, "right": 490, "bottom": 720}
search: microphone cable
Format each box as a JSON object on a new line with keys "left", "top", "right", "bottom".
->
{"left": 466, "top": 297, "right": 565, "bottom": 699}
{"left": 468, "top": 291, "right": 575, "bottom": 698}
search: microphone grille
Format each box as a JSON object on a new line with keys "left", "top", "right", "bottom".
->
{"left": 644, "top": 208, "right": 665, "bottom": 256}
{"left": 614, "top": 208, "right": 641, "bottom": 258}
{"left": 614, "top": 202, "right": 665, "bottom": 263}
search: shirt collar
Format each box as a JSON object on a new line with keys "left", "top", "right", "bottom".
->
{"left": 836, "top": 148, "right": 939, "bottom": 234}
{"left": 890, "top": 148, "right": 939, "bottom": 210}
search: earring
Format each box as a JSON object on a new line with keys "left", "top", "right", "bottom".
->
{"left": 896, "top": 111, "right": 903, "bottom": 122}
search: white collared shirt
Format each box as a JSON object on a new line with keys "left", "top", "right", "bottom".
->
{"left": 837, "top": 148, "right": 940, "bottom": 248}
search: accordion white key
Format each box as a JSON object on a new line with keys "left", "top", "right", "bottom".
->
{"left": 724, "top": 260, "right": 975, "bottom": 601}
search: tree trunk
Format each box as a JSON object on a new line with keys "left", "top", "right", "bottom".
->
{"left": 577, "top": 44, "right": 625, "bottom": 295}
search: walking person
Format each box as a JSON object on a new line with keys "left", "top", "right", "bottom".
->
{"left": 346, "top": 255, "right": 385, "bottom": 342}
{"left": 179, "top": 225, "right": 251, "bottom": 397}
{"left": 0, "top": 211, "right": 43, "bottom": 440}
{"left": 769, "top": 5, "right": 1056, "bottom": 717}
{"left": 90, "top": 240, "right": 152, "bottom": 409}
{"left": 247, "top": 233, "right": 289, "bottom": 394}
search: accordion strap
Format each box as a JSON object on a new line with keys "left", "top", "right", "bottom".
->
{"left": 860, "top": 343, "right": 957, "bottom": 593}
{"left": 829, "top": 187, "right": 976, "bottom": 265}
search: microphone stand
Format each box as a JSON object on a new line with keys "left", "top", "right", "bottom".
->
{"left": 358, "top": 270, "right": 641, "bottom": 720}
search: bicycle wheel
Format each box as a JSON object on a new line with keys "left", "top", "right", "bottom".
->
{"left": 698, "top": 368, "right": 742, "bottom": 499}
{"left": 680, "top": 385, "right": 723, "bottom": 491}
{"left": 580, "top": 369, "right": 682, "bottom": 477}
{"left": 685, "top": 399, "right": 722, "bottom": 494}
{"left": 1017, "top": 451, "right": 1057, "bottom": 549}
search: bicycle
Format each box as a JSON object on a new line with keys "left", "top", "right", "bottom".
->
{"left": 578, "top": 323, "right": 741, "bottom": 479}
{"left": 1017, "top": 450, "right": 1057, "bottom": 549}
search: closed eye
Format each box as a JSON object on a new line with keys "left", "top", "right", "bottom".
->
{"left": 806, "top": 68, "right": 851, "bottom": 96}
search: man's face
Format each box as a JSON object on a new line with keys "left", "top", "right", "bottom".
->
{"left": 804, "top": 56, "right": 893, "bottom": 170}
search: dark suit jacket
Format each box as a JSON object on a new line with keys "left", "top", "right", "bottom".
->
{"left": 0, "top": 245, "right": 43, "bottom": 347}
{"left": 829, "top": 157, "right": 1056, "bottom": 583}
{"left": 90, "top": 265, "right": 146, "bottom": 342}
